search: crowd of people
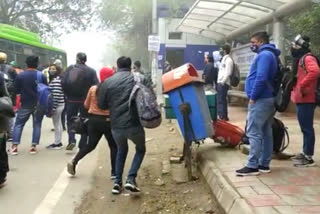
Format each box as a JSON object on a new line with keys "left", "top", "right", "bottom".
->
{"left": 0, "top": 30, "right": 319, "bottom": 193}
{"left": 203, "top": 31, "right": 319, "bottom": 176}
{"left": 0, "top": 52, "right": 150, "bottom": 195}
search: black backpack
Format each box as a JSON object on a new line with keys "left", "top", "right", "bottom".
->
{"left": 62, "top": 65, "right": 88, "bottom": 99}
{"left": 230, "top": 57, "right": 240, "bottom": 87}
{"left": 263, "top": 49, "right": 294, "bottom": 112}
{"left": 299, "top": 53, "right": 320, "bottom": 106}
{"left": 242, "top": 117, "right": 289, "bottom": 153}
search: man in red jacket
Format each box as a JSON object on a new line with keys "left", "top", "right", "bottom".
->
{"left": 291, "top": 35, "right": 320, "bottom": 167}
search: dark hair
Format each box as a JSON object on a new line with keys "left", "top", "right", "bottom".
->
{"left": 251, "top": 31, "right": 270, "bottom": 44}
{"left": 207, "top": 56, "right": 214, "bottom": 63}
{"left": 117, "top": 56, "right": 132, "bottom": 69}
{"left": 25, "top": 56, "right": 39, "bottom": 68}
{"left": 134, "top": 60, "right": 141, "bottom": 68}
{"left": 49, "top": 64, "right": 62, "bottom": 76}
{"left": 76, "top": 52, "right": 87, "bottom": 64}
{"left": 222, "top": 44, "right": 231, "bottom": 54}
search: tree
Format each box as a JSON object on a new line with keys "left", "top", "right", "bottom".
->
{"left": 99, "top": 0, "right": 196, "bottom": 69}
{"left": 0, "top": 0, "right": 96, "bottom": 42}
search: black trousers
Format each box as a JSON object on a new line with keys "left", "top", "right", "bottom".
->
{"left": 0, "top": 135, "right": 8, "bottom": 179}
{"left": 73, "top": 114, "right": 117, "bottom": 175}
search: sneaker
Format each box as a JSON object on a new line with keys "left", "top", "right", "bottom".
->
{"left": 46, "top": 143, "right": 63, "bottom": 150}
{"left": 291, "top": 153, "right": 305, "bottom": 161}
{"left": 30, "top": 146, "right": 37, "bottom": 154}
{"left": 112, "top": 183, "right": 123, "bottom": 195}
{"left": 7, "top": 137, "right": 12, "bottom": 142}
{"left": 66, "top": 143, "right": 76, "bottom": 151}
{"left": 236, "top": 167, "right": 260, "bottom": 176}
{"left": 11, "top": 145, "right": 18, "bottom": 155}
{"left": 0, "top": 177, "right": 6, "bottom": 188}
{"left": 110, "top": 175, "right": 116, "bottom": 180}
{"left": 124, "top": 180, "right": 141, "bottom": 194}
{"left": 293, "top": 156, "right": 315, "bottom": 167}
{"left": 67, "top": 162, "right": 76, "bottom": 176}
{"left": 259, "top": 165, "right": 271, "bottom": 173}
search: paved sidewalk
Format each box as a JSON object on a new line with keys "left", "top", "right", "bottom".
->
{"left": 198, "top": 106, "right": 320, "bottom": 214}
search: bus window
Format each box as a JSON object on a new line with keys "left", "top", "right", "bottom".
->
{"left": 15, "top": 44, "right": 23, "bottom": 53}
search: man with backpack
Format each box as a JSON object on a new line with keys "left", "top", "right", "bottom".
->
{"left": 290, "top": 35, "right": 320, "bottom": 167}
{"left": 11, "top": 56, "right": 47, "bottom": 155}
{"left": 61, "top": 52, "right": 98, "bottom": 151}
{"left": 236, "top": 32, "right": 280, "bottom": 176}
{"left": 98, "top": 56, "right": 146, "bottom": 195}
{"left": 217, "top": 44, "right": 233, "bottom": 121}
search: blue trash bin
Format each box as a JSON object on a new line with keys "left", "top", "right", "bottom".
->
{"left": 162, "top": 63, "right": 213, "bottom": 142}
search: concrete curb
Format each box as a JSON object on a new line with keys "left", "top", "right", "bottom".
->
{"left": 198, "top": 157, "right": 254, "bottom": 214}
{"left": 172, "top": 120, "right": 254, "bottom": 214}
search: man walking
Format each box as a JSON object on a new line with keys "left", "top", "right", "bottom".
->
{"left": 236, "top": 32, "right": 280, "bottom": 176}
{"left": 98, "top": 56, "right": 146, "bottom": 195}
{"left": 291, "top": 35, "right": 319, "bottom": 167}
{"left": 62, "top": 52, "right": 98, "bottom": 150}
{"left": 11, "top": 56, "right": 47, "bottom": 155}
{"left": 217, "top": 45, "right": 233, "bottom": 121}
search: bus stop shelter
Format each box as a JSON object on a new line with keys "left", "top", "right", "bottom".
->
{"left": 176, "top": 0, "right": 316, "bottom": 62}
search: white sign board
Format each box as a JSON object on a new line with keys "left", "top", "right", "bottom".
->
{"left": 148, "top": 35, "right": 160, "bottom": 52}
{"left": 231, "top": 44, "right": 256, "bottom": 78}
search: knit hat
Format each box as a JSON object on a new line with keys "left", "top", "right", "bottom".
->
{"left": 99, "top": 67, "right": 114, "bottom": 82}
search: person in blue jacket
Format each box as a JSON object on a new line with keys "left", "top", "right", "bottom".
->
{"left": 236, "top": 32, "right": 280, "bottom": 176}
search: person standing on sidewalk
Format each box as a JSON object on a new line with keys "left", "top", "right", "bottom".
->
{"left": 290, "top": 35, "right": 319, "bottom": 167}
{"left": 61, "top": 52, "right": 98, "bottom": 151}
{"left": 98, "top": 56, "right": 146, "bottom": 195}
{"left": 46, "top": 64, "right": 65, "bottom": 149}
{"left": 236, "top": 32, "right": 280, "bottom": 176}
{"left": 217, "top": 44, "right": 233, "bottom": 121}
{"left": 11, "top": 56, "right": 47, "bottom": 155}
{"left": 203, "top": 54, "right": 218, "bottom": 91}
{"left": 67, "top": 67, "right": 117, "bottom": 178}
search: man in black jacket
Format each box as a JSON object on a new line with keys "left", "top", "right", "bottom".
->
{"left": 61, "top": 52, "right": 98, "bottom": 150}
{"left": 98, "top": 56, "right": 146, "bottom": 195}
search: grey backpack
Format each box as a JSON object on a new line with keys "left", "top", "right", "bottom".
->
{"left": 129, "top": 73, "right": 162, "bottom": 129}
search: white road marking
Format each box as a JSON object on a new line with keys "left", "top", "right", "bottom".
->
{"left": 33, "top": 167, "right": 70, "bottom": 214}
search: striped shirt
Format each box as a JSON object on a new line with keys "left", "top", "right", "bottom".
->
{"left": 49, "top": 76, "right": 65, "bottom": 110}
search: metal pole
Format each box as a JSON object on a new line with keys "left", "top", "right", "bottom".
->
{"left": 273, "top": 18, "right": 285, "bottom": 64}
{"left": 152, "top": 0, "right": 163, "bottom": 104}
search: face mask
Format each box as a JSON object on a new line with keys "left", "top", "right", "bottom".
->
{"left": 250, "top": 44, "right": 259, "bottom": 53}
{"left": 49, "top": 70, "right": 56, "bottom": 75}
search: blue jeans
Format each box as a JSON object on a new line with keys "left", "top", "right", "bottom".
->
{"left": 13, "top": 107, "right": 44, "bottom": 145}
{"left": 66, "top": 101, "right": 88, "bottom": 149}
{"left": 297, "top": 103, "right": 316, "bottom": 156}
{"left": 112, "top": 126, "right": 146, "bottom": 184}
{"left": 246, "top": 98, "right": 275, "bottom": 169}
{"left": 217, "top": 83, "right": 229, "bottom": 120}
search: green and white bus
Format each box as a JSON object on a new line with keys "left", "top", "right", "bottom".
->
{"left": 0, "top": 24, "right": 67, "bottom": 68}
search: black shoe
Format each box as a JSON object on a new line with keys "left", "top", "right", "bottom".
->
{"left": 291, "top": 153, "right": 305, "bottom": 161}
{"left": 258, "top": 165, "right": 271, "bottom": 173}
{"left": 67, "top": 162, "right": 76, "bottom": 175}
{"left": 124, "top": 180, "right": 141, "bottom": 194}
{"left": 46, "top": 143, "right": 63, "bottom": 150}
{"left": 293, "top": 156, "right": 315, "bottom": 167}
{"left": 66, "top": 143, "right": 76, "bottom": 151}
{"left": 236, "top": 167, "right": 260, "bottom": 176}
{"left": 0, "top": 177, "right": 6, "bottom": 188}
{"left": 112, "top": 183, "right": 122, "bottom": 195}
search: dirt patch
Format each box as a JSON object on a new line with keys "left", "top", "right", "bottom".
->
{"left": 75, "top": 121, "right": 223, "bottom": 214}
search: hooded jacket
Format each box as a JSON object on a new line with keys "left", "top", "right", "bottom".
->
{"left": 97, "top": 68, "right": 141, "bottom": 129}
{"left": 245, "top": 44, "right": 281, "bottom": 101}
{"left": 291, "top": 54, "right": 319, "bottom": 104}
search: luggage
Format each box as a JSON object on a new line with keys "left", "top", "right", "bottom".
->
{"left": 212, "top": 120, "right": 244, "bottom": 146}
